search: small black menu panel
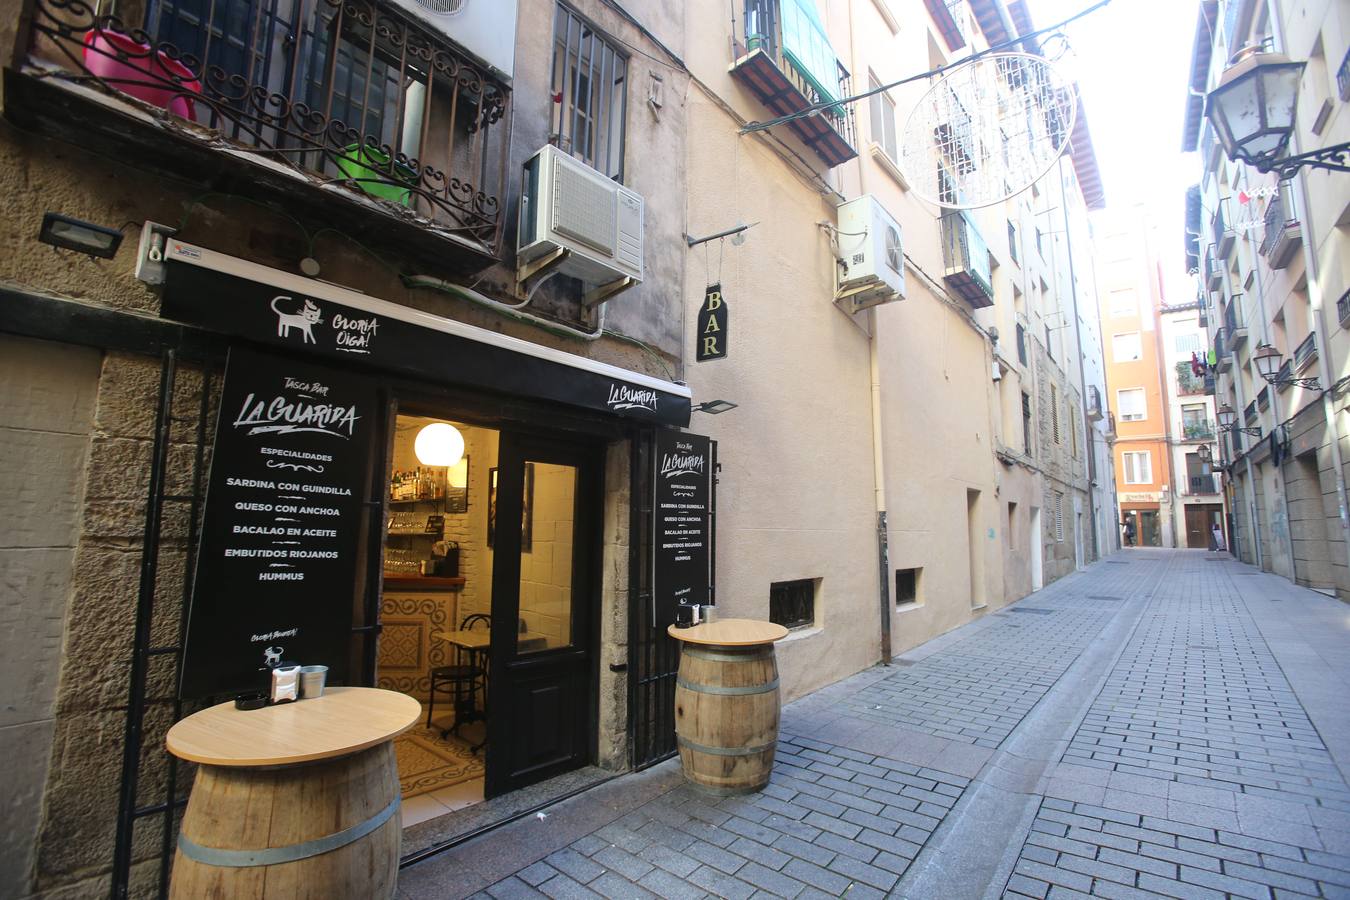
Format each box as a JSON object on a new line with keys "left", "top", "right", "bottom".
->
{"left": 180, "top": 347, "right": 376, "bottom": 699}
{"left": 653, "top": 430, "right": 713, "bottom": 628}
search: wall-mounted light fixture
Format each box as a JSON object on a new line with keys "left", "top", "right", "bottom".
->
{"left": 693, "top": 399, "right": 738, "bottom": 415}
{"left": 1216, "top": 403, "right": 1262, "bottom": 437}
{"left": 38, "top": 212, "right": 123, "bottom": 259}
{"left": 1253, "top": 342, "right": 1320, "bottom": 390}
{"left": 1205, "top": 48, "right": 1350, "bottom": 178}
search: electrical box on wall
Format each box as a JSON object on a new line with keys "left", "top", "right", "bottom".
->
{"left": 834, "top": 195, "right": 906, "bottom": 313}
{"left": 386, "top": 0, "right": 517, "bottom": 82}
{"left": 518, "top": 145, "right": 644, "bottom": 292}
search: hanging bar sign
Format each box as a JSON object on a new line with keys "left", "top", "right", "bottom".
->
{"left": 696, "top": 284, "right": 728, "bottom": 361}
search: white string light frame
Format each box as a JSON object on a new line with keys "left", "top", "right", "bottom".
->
{"left": 901, "top": 52, "right": 1079, "bottom": 210}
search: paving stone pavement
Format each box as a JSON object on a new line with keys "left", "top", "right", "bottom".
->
{"left": 397, "top": 550, "right": 1350, "bottom": 899}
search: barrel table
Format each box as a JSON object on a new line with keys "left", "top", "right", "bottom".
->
{"left": 165, "top": 686, "right": 421, "bottom": 899}
{"left": 667, "top": 619, "right": 790, "bottom": 795}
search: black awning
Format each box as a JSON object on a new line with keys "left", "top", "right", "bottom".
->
{"left": 159, "top": 242, "right": 690, "bottom": 428}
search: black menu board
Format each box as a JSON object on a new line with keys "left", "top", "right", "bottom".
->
{"left": 653, "top": 430, "right": 713, "bottom": 628}
{"left": 179, "top": 347, "right": 376, "bottom": 698}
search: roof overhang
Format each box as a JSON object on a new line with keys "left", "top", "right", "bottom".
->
{"left": 1182, "top": 1, "right": 1220, "bottom": 152}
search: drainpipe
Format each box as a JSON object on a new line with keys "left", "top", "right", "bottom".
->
{"left": 1267, "top": 0, "right": 1350, "bottom": 585}
{"left": 847, "top": 0, "right": 892, "bottom": 664}
{"left": 1227, "top": 337, "right": 1264, "bottom": 569}
{"left": 1058, "top": 158, "right": 1099, "bottom": 561}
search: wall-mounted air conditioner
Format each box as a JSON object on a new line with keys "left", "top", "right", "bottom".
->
{"left": 387, "top": 0, "right": 517, "bottom": 83}
{"left": 518, "top": 145, "right": 644, "bottom": 297}
{"left": 834, "top": 195, "right": 906, "bottom": 313}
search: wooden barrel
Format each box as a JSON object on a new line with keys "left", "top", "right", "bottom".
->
{"left": 674, "top": 643, "right": 781, "bottom": 795}
{"left": 170, "top": 742, "right": 401, "bottom": 899}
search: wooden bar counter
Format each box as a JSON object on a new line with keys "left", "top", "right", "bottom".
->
{"left": 668, "top": 619, "right": 789, "bottom": 795}
{"left": 165, "top": 687, "right": 420, "bottom": 899}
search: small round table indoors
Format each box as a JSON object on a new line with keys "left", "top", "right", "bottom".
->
{"left": 165, "top": 686, "right": 421, "bottom": 899}
{"left": 667, "top": 618, "right": 789, "bottom": 795}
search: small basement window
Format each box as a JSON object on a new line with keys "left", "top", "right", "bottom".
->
{"left": 895, "top": 568, "right": 921, "bottom": 607}
{"left": 770, "top": 579, "right": 817, "bottom": 630}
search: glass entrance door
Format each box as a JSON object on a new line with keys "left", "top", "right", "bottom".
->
{"left": 485, "top": 434, "right": 600, "bottom": 797}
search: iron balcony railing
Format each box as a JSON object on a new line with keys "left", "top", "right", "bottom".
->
{"left": 1176, "top": 361, "right": 1206, "bottom": 396}
{"left": 1213, "top": 327, "right": 1229, "bottom": 371}
{"left": 1275, "top": 359, "right": 1293, "bottom": 392}
{"left": 21, "top": 0, "right": 511, "bottom": 253}
{"left": 1294, "top": 331, "right": 1318, "bottom": 371}
{"left": 1257, "top": 385, "right": 1270, "bottom": 411}
{"left": 1224, "top": 294, "right": 1247, "bottom": 347}
{"left": 1183, "top": 420, "right": 1215, "bottom": 441}
{"left": 1259, "top": 188, "right": 1302, "bottom": 268}
{"left": 1206, "top": 247, "right": 1224, "bottom": 290}
{"left": 1189, "top": 474, "right": 1220, "bottom": 495}
{"left": 1215, "top": 197, "right": 1236, "bottom": 257}
{"left": 1244, "top": 400, "right": 1258, "bottom": 424}
{"left": 940, "top": 210, "right": 994, "bottom": 308}
{"left": 739, "top": 0, "right": 857, "bottom": 166}
{"left": 1339, "top": 288, "right": 1350, "bottom": 327}
{"left": 1087, "top": 384, "right": 1104, "bottom": 420}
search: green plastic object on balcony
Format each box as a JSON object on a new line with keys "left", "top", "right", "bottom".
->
{"left": 338, "top": 143, "right": 417, "bottom": 206}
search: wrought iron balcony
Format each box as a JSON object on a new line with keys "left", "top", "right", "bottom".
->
{"left": 735, "top": 0, "right": 857, "bottom": 167}
{"left": 1244, "top": 399, "right": 1258, "bottom": 424}
{"left": 1206, "top": 247, "right": 1224, "bottom": 291}
{"left": 1257, "top": 385, "right": 1270, "bottom": 411}
{"left": 940, "top": 210, "right": 993, "bottom": 308}
{"left": 1183, "top": 420, "right": 1215, "bottom": 441}
{"left": 1087, "top": 384, "right": 1104, "bottom": 421}
{"left": 1176, "top": 361, "right": 1206, "bottom": 396}
{"left": 1275, "top": 359, "right": 1294, "bottom": 392}
{"left": 1224, "top": 295, "right": 1247, "bottom": 348}
{"left": 1104, "top": 411, "right": 1117, "bottom": 440}
{"left": 1204, "top": 372, "right": 1216, "bottom": 395}
{"left": 1213, "top": 327, "right": 1230, "bottom": 372}
{"left": 1294, "top": 331, "right": 1318, "bottom": 372}
{"left": 1214, "top": 197, "right": 1235, "bottom": 258}
{"left": 10, "top": 0, "right": 512, "bottom": 265}
{"left": 1188, "top": 474, "right": 1221, "bottom": 495}
{"left": 1259, "top": 189, "right": 1302, "bottom": 269}
{"left": 1339, "top": 288, "right": 1350, "bottom": 328}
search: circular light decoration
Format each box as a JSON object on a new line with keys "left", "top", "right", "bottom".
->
{"left": 901, "top": 52, "right": 1079, "bottom": 209}
{"left": 414, "top": 422, "right": 465, "bottom": 467}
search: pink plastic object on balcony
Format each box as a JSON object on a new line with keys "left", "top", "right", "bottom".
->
{"left": 82, "top": 29, "right": 200, "bottom": 120}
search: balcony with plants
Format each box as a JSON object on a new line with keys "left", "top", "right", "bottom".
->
{"left": 1182, "top": 419, "right": 1215, "bottom": 441}
{"left": 735, "top": 0, "right": 857, "bottom": 167}
{"left": 1258, "top": 187, "right": 1302, "bottom": 269}
{"left": 1176, "top": 360, "right": 1206, "bottom": 396}
{"left": 8, "top": 0, "right": 513, "bottom": 267}
{"left": 941, "top": 209, "right": 993, "bottom": 308}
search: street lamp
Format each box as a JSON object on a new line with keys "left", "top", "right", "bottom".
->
{"left": 1216, "top": 403, "right": 1261, "bottom": 437}
{"left": 1252, "top": 342, "right": 1321, "bottom": 390}
{"left": 1204, "top": 48, "right": 1350, "bottom": 178}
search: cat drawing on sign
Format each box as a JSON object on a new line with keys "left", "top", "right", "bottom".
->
{"left": 271, "top": 296, "right": 322, "bottom": 344}
{"left": 263, "top": 646, "right": 284, "bottom": 667}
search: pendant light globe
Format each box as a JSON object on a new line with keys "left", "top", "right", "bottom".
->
{"left": 414, "top": 422, "right": 465, "bottom": 467}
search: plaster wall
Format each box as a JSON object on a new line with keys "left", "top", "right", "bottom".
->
{"left": 681, "top": 88, "right": 878, "bottom": 702}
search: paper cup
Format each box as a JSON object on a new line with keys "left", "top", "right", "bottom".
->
{"left": 299, "top": 665, "right": 328, "bottom": 699}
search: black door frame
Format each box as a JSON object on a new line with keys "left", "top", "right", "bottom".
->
{"left": 485, "top": 432, "right": 604, "bottom": 797}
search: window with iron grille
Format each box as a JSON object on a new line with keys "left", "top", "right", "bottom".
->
{"left": 1054, "top": 493, "right": 1064, "bottom": 542}
{"left": 551, "top": 4, "right": 629, "bottom": 181}
{"left": 770, "top": 579, "right": 816, "bottom": 630}
{"left": 1022, "top": 391, "right": 1033, "bottom": 456}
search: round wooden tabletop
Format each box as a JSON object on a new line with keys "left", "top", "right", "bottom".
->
{"left": 667, "top": 618, "right": 789, "bottom": 646}
{"left": 165, "top": 687, "right": 421, "bottom": 767}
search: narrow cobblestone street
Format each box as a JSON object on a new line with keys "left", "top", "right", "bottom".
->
{"left": 398, "top": 550, "right": 1350, "bottom": 900}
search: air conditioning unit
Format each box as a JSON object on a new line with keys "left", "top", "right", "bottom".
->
{"left": 518, "top": 145, "right": 644, "bottom": 292}
{"left": 387, "top": 0, "right": 517, "bottom": 82}
{"left": 834, "top": 195, "right": 906, "bottom": 313}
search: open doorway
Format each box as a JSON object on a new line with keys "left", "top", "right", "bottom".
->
{"left": 375, "top": 412, "right": 603, "bottom": 828}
